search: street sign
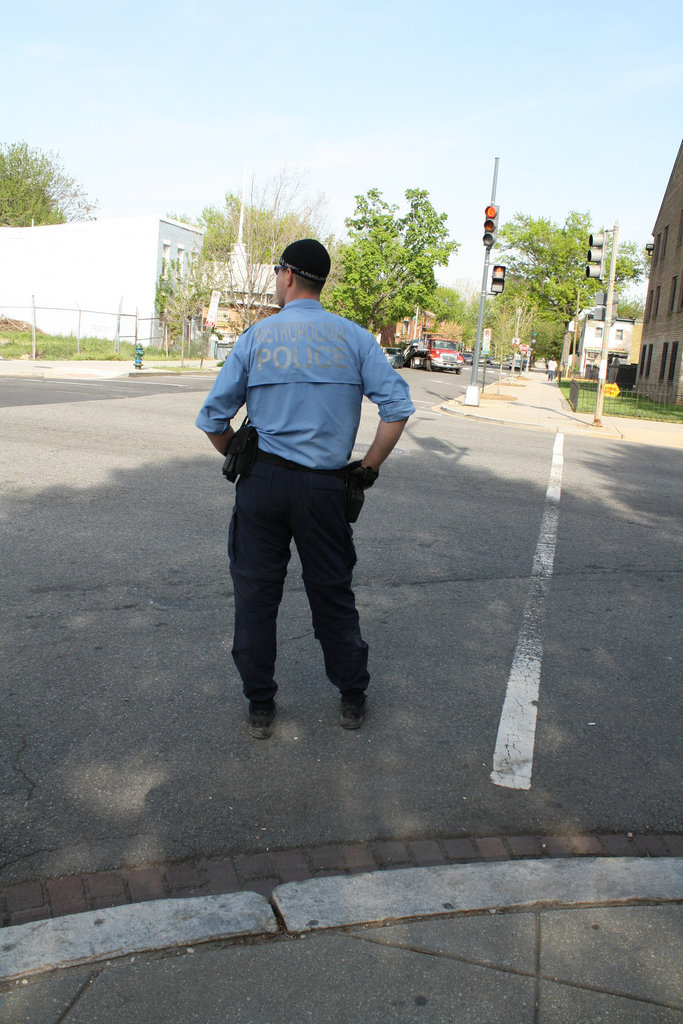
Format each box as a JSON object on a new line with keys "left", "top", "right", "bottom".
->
{"left": 604, "top": 383, "right": 620, "bottom": 398}
{"left": 482, "top": 328, "right": 491, "bottom": 353}
{"left": 206, "top": 290, "right": 221, "bottom": 328}
{"left": 520, "top": 344, "right": 529, "bottom": 354}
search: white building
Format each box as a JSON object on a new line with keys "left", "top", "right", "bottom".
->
{"left": 0, "top": 216, "right": 203, "bottom": 343}
{"left": 578, "top": 315, "right": 642, "bottom": 374}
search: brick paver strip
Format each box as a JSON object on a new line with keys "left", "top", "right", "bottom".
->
{"left": 341, "top": 844, "right": 378, "bottom": 874}
{"left": 306, "top": 846, "right": 347, "bottom": 873}
{"left": 45, "top": 877, "right": 87, "bottom": 917}
{"left": 200, "top": 857, "right": 241, "bottom": 894}
{"left": 5, "top": 881, "right": 44, "bottom": 913}
{"left": 85, "top": 872, "right": 126, "bottom": 900}
{"left": 408, "top": 840, "right": 445, "bottom": 866}
{"left": 662, "top": 835, "right": 683, "bottom": 856}
{"left": 631, "top": 835, "right": 668, "bottom": 857}
{"left": 125, "top": 867, "right": 166, "bottom": 903}
{"left": 567, "top": 835, "right": 604, "bottom": 856}
{"left": 371, "top": 840, "right": 411, "bottom": 867}
{"left": 598, "top": 834, "right": 637, "bottom": 856}
{"left": 165, "top": 864, "right": 203, "bottom": 892}
{"left": 9, "top": 906, "right": 51, "bottom": 927}
{"left": 2, "top": 832, "right": 680, "bottom": 927}
{"left": 233, "top": 852, "right": 273, "bottom": 882}
{"left": 506, "top": 836, "right": 544, "bottom": 859}
{"left": 442, "top": 837, "right": 479, "bottom": 861}
{"left": 543, "top": 837, "right": 575, "bottom": 858}
{"left": 474, "top": 837, "right": 508, "bottom": 861}
{"left": 269, "top": 850, "right": 311, "bottom": 882}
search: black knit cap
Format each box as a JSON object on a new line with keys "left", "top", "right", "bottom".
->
{"left": 278, "top": 239, "right": 330, "bottom": 282}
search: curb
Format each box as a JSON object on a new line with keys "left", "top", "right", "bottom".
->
{"left": 2, "top": 832, "right": 681, "bottom": 929}
{"left": 2, "top": 858, "right": 681, "bottom": 982}
{"left": 438, "top": 401, "right": 625, "bottom": 440}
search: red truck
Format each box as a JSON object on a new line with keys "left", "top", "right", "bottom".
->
{"left": 402, "top": 337, "right": 464, "bottom": 373}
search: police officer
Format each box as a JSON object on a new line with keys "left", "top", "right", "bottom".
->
{"left": 196, "top": 239, "right": 414, "bottom": 738}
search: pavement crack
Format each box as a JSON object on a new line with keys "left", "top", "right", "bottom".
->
{"left": 346, "top": 930, "right": 537, "bottom": 980}
{"left": 55, "top": 968, "right": 102, "bottom": 1023}
{"left": 12, "top": 736, "right": 36, "bottom": 807}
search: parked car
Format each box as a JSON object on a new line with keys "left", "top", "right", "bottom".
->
{"left": 462, "top": 352, "right": 474, "bottom": 365}
{"left": 383, "top": 346, "right": 404, "bottom": 368}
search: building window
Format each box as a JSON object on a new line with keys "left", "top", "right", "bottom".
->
{"left": 615, "top": 329, "right": 624, "bottom": 340}
{"left": 654, "top": 232, "right": 661, "bottom": 265}
{"left": 639, "top": 346, "right": 647, "bottom": 374}
{"left": 668, "top": 342, "right": 679, "bottom": 382}
{"left": 645, "top": 345, "right": 653, "bottom": 377}
{"left": 671, "top": 276, "right": 679, "bottom": 312}
{"left": 653, "top": 286, "right": 661, "bottom": 319}
{"left": 162, "top": 242, "right": 171, "bottom": 277}
{"left": 661, "top": 224, "right": 669, "bottom": 262}
{"left": 659, "top": 343, "right": 669, "bottom": 380}
{"left": 595, "top": 326, "right": 603, "bottom": 338}
{"left": 678, "top": 210, "right": 683, "bottom": 248}
{"left": 645, "top": 289, "right": 653, "bottom": 322}
{"left": 177, "top": 246, "right": 185, "bottom": 277}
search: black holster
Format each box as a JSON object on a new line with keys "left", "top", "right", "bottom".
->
{"left": 222, "top": 419, "right": 259, "bottom": 483}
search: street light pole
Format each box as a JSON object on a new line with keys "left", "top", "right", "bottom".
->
{"left": 593, "top": 221, "right": 619, "bottom": 427}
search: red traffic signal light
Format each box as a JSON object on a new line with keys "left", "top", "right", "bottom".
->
{"left": 586, "top": 232, "right": 606, "bottom": 279}
{"left": 483, "top": 204, "right": 500, "bottom": 247}
{"left": 490, "top": 264, "right": 506, "bottom": 294}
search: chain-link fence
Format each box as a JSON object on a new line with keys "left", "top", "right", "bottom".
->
{"left": 0, "top": 303, "right": 225, "bottom": 361}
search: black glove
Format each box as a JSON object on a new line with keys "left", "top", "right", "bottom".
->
{"left": 345, "top": 460, "right": 379, "bottom": 489}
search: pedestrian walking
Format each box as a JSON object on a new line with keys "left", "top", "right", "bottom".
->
{"left": 547, "top": 357, "right": 558, "bottom": 382}
{"left": 196, "top": 239, "right": 415, "bottom": 738}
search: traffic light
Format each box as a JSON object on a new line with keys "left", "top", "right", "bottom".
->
{"left": 592, "top": 290, "right": 606, "bottom": 321}
{"left": 586, "top": 232, "right": 606, "bottom": 279}
{"left": 483, "top": 204, "right": 500, "bottom": 247}
{"left": 490, "top": 264, "right": 506, "bottom": 293}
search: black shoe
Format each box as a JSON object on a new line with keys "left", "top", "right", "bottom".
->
{"left": 249, "top": 703, "right": 276, "bottom": 739}
{"left": 339, "top": 698, "right": 365, "bottom": 730}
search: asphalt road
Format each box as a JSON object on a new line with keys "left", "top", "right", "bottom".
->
{"left": 1, "top": 374, "right": 680, "bottom": 885}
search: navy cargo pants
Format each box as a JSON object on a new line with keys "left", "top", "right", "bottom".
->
{"left": 228, "top": 460, "right": 369, "bottom": 709}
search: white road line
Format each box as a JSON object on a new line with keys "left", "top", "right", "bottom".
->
{"left": 490, "top": 432, "right": 565, "bottom": 791}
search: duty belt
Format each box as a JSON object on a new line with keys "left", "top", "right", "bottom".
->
{"left": 255, "top": 448, "right": 347, "bottom": 478}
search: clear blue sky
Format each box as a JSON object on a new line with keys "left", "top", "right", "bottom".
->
{"left": 4, "top": 0, "right": 682, "bottom": 293}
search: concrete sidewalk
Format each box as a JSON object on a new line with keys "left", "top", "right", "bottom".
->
{"left": 0, "top": 357, "right": 219, "bottom": 379}
{"left": 1, "top": 859, "right": 681, "bottom": 1022}
{"left": 441, "top": 368, "right": 683, "bottom": 449}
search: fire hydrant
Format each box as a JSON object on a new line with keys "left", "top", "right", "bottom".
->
{"left": 134, "top": 343, "right": 144, "bottom": 370}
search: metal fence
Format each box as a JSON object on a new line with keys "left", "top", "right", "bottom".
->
{"left": 568, "top": 379, "right": 683, "bottom": 422}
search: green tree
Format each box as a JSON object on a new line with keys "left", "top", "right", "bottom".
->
{"left": 155, "top": 257, "right": 210, "bottom": 363}
{"left": 428, "top": 285, "right": 479, "bottom": 347}
{"left": 0, "top": 141, "right": 97, "bottom": 226}
{"left": 325, "top": 188, "right": 458, "bottom": 333}
{"left": 498, "top": 211, "right": 647, "bottom": 333}
{"left": 199, "top": 170, "right": 329, "bottom": 333}
{"left": 615, "top": 294, "right": 645, "bottom": 319}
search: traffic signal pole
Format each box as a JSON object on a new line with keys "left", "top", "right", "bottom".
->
{"left": 593, "top": 221, "right": 619, "bottom": 427}
{"left": 465, "top": 157, "right": 499, "bottom": 407}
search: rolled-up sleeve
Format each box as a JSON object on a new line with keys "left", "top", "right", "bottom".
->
{"left": 195, "top": 348, "right": 248, "bottom": 434}
{"left": 360, "top": 337, "right": 415, "bottom": 421}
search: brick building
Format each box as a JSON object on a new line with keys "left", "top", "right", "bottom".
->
{"left": 637, "top": 139, "right": 683, "bottom": 402}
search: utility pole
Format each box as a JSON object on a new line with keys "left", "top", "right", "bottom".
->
{"left": 593, "top": 222, "right": 619, "bottom": 427}
{"left": 465, "top": 157, "right": 500, "bottom": 407}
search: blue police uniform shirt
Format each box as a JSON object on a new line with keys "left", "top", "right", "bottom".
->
{"left": 196, "top": 299, "right": 415, "bottom": 469}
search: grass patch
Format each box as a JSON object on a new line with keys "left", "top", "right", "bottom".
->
{"left": 560, "top": 379, "right": 683, "bottom": 423}
{"left": 0, "top": 332, "right": 181, "bottom": 361}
